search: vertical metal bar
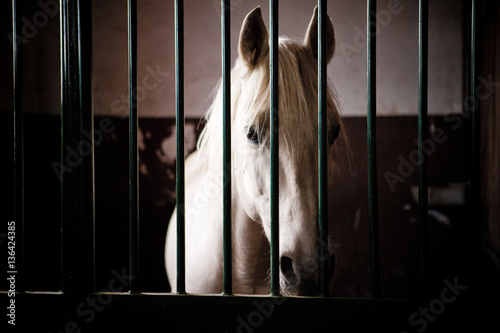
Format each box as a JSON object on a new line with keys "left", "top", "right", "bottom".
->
{"left": 270, "top": 0, "right": 280, "bottom": 296}
{"left": 128, "top": 0, "right": 139, "bottom": 293}
{"left": 470, "top": 0, "right": 479, "bottom": 195}
{"left": 60, "top": 0, "right": 94, "bottom": 295}
{"left": 367, "top": 0, "right": 380, "bottom": 299}
{"left": 418, "top": 0, "right": 429, "bottom": 298}
{"left": 175, "top": 0, "right": 186, "bottom": 294}
{"left": 469, "top": 0, "right": 481, "bottom": 285}
{"left": 59, "top": 0, "right": 67, "bottom": 293}
{"left": 79, "top": 0, "right": 95, "bottom": 294}
{"left": 470, "top": 2, "right": 477, "bottom": 177}
{"left": 221, "top": 0, "right": 232, "bottom": 295}
{"left": 12, "top": 0, "right": 25, "bottom": 293}
{"left": 317, "top": 0, "right": 329, "bottom": 297}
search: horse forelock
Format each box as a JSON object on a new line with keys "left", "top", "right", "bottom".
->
{"left": 197, "top": 37, "right": 347, "bottom": 177}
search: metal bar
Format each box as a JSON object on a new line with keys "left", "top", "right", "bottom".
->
{"left": 269, "top": 0, "right": 280, "bottom": 296}
{"left": 221, "top": 0, "right": 232, "bottom": 295}
{"left": 469, "top": 0, "right": 481, "bottom": 285}
{"left": 128, "top": 0, "right": 140, "bottom": 293}
{"left": 12, "top": 0, "right": 25, "bottom": 293}
{"left": 317, "top": 0, "right": 329, "bottom": 297}
{"left": 470, "top": 0, "right": 479, "bottom": 197}
{"left": 367, "top": 0, "right": 380, "bottom": 299}
{"left": 418, "top": 0, "right": 429, "bottom": 298}
{"left": 13, "top": 292, "right": 423, "bottom": 332}
{"left": 59, "top": 0, "right": 67, "bottom": 293}
{"left": 60, "top": 0, "right": 94, "bottom": 295}
{"left": 470, "top": 3, "right": 477, "bottom": 177}
{"left": 175, "top": 0, "right": 186, "bottom": 294}
{"left": 270, "top": 0, "right": 280, "bottom": 297}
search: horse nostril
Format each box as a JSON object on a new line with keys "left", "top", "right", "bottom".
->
{"left": 280, "top": 256, "right": 295, "bottom": 280}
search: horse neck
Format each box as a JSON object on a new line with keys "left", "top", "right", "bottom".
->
{"left": 231, "top": 190, "right": 270, "bottom": 294}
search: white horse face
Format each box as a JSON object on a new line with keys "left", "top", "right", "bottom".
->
{"left": 232, "top": 7, "right": 340, "bottom": 295}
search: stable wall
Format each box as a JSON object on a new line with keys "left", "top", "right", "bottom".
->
{"left": 0, "top": 0, "right": 463, "bottom": 118}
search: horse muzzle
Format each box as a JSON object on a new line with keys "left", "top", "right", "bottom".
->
{"left": 280, "top": 253, "right": 336, "bottom": 296}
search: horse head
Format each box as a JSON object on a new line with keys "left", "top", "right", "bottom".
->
{"left": 228, "top": 6, "right": 342, "bottom": 295}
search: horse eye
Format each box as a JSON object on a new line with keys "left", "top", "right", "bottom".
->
{"left": 247, "top": 126, "right": 260, "bottom": 144}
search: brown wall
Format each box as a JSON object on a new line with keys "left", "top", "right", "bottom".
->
{"left": 1, "top": 0, "right": 464, "bottom": 118}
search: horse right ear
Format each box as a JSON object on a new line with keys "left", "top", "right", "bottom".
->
{"left": 304, "top": 6, "right": 335, "bottom": 63}
{"left": 239, "top": 7, "right": 269, "bottom": 68}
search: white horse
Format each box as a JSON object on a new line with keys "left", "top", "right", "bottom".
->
{"left": 166, "top": 6, "right": 344, "bottom": 296}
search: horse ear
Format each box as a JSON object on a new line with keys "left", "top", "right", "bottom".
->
{"left": 304, "top": 6, "right": 335, "bottom": 63}
{"left": 239, "top": 7, "right": 269, "bottom": 68}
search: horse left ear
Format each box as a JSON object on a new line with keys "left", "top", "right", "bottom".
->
{"left": 304, "top": 6, "right": 335, "bottom": 63}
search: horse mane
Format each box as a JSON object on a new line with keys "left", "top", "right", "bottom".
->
{"left": 196, "top": 36, "right": 349, "bottom": 179}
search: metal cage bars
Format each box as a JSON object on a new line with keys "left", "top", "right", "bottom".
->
{"left": 469, "top": 0, "right": 481, "bottom": 286}
{"left": 269, "top": 0, "right": 280, "bottom": 297}
{"left": 12, "top": 0, "right": 25, "bottom": 293}
{"left": 418, "top": 0, "right": 429, "bottom": 298}
{"left": 221, "top": 0, "right": 233, "bottom": 296}
{"left": 367, "top": 0, "right": 380, "bottom": 299}
{"left": 128, "top": 0, "right": 140, "bottom": 294}
{"left": 9, "top": 0, "right": 479, "bottom": 302}
{"left": 174, "top": 0, "right": 186, "bottom": 295}
{"left": 367, "top": 0, "right": 430, "bottom": 299}
{"left": 59, "top": 0, "right": 95, "bottom": 295}
{"left": 318, "top": 0, "right": 330, "bottom": 297}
